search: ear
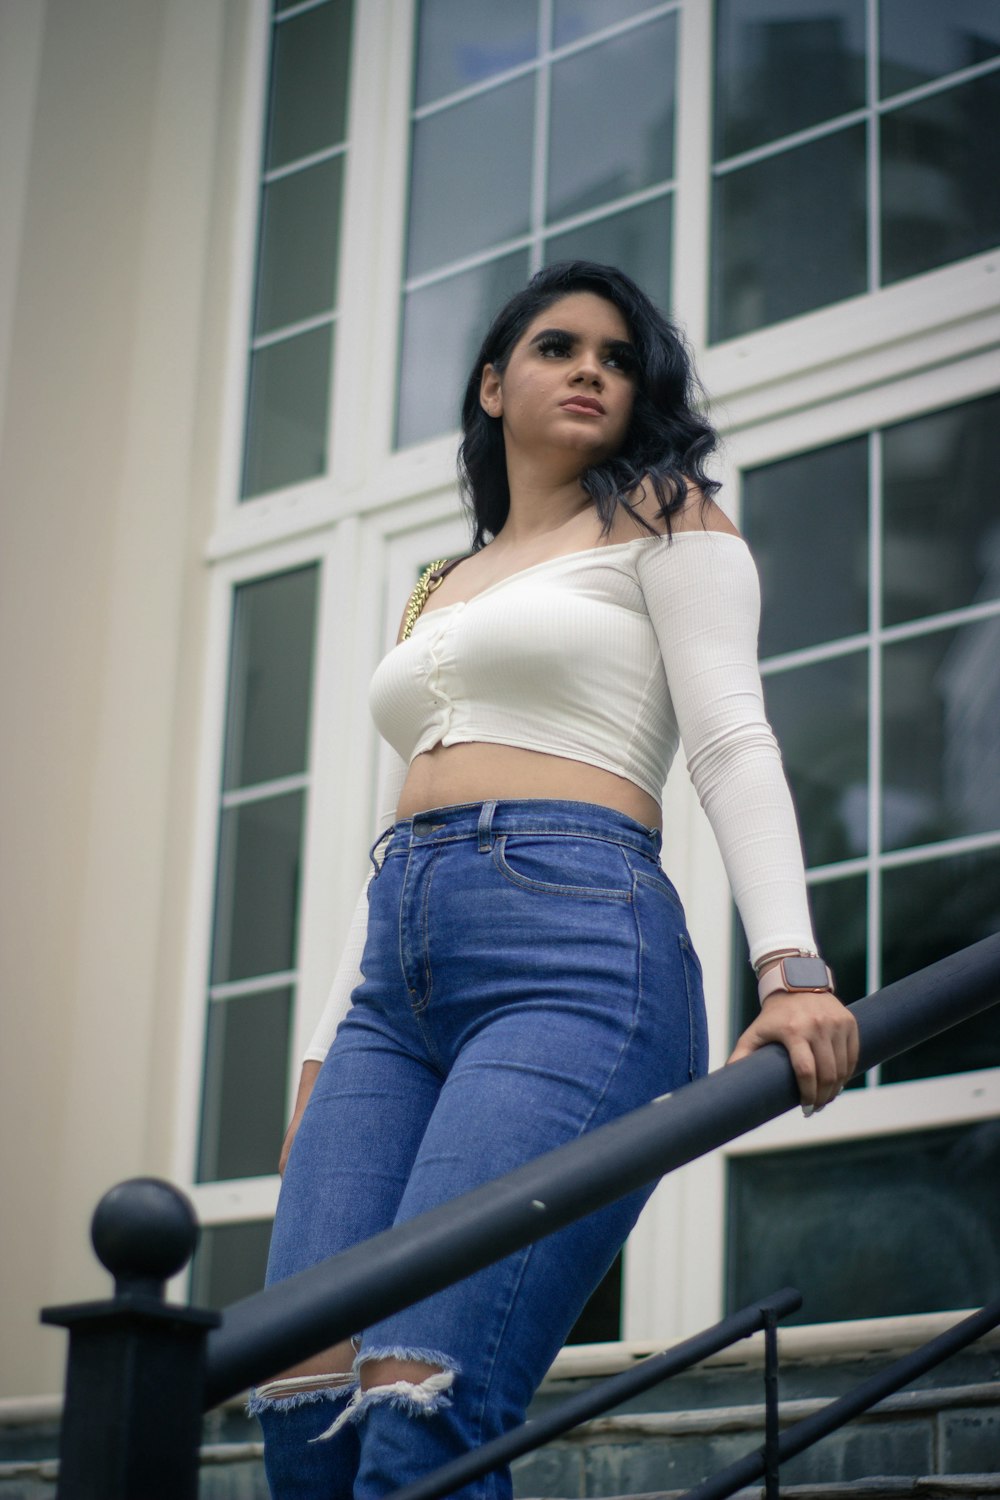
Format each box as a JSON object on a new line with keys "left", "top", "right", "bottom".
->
{"left": 479, "top": 363, "right": 502, "bottom": 419}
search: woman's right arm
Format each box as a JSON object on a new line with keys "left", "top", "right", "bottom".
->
{"left": 279, "top": 746, "right": 408, "bottom": 1174}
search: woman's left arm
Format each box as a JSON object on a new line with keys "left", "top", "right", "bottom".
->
{"left": 634, "top": 524, "right": 857, "bottom": 1109}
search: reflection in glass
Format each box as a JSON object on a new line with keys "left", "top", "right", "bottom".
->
{"left": 732, "top": 873, "right": 868, "bottom": 1049}
{"left": 406, "top": 76, "right": 534, "bottom": 279}
{"left": 190, "top": 1220, "right": 273, "bottom": 1308}
{"left": 714, "top": 0, "right": 865, "bottom": 160}
{"left": 883, "top": 392, "right": 1000, "bottom": 627}
{"left": 545, "top": 195, "right": 672, "bottom": 313}
{"left": 211, "top": 792, "right": 304, "bottom": 985}
{"left": 396, "top": 251, "right": 529, "bottom": 447}
{"left": 197, "top": 988, "right": 292, "bottom": 1182}
{"left": 242, "top": 326, "right": 332, "bottom": 498}
{"left": 728, "top": 1122, "right": 1000, "bottom": 1323}
{"left": 881, "top": 847, "right": 1000, "bottom": 1082}
{"left": 223, "top": 568, "right": 317, "bottom": 792}
{"left": 413, "top": 0, "right": 537, "bottom": 107}
{"left": 553, "top": 0, "right": 652, "bottom": 48}
{"left": 881, "top": 70, "right": 1000, "bottom": 288}
{"left": 882, "top": 619, "right": 1000, "bottom": 851}
{"left": 763, "top": 652, "right": 869, "bottom": 868}
{"left": 266, "top": 1, "right": 353, "bottom": 170}
{"left": 254, "top": 157, "right": 343, "bottom": 336}
{"left": 711, "top": 125, "right": 867, "bottom": 340}
{"left": 880, "top": 0, "right": 1000, "bottom": 99}
{"left": 743, "top": 436, "right": 868, "bottom": 658}
{"left": 546, "top": 14, "right": 676, "bottom": 222}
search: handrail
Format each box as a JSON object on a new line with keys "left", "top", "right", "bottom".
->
{"left": 203, "top": 930, "right": 1000, "bottom": 1407}
{"left": 679, "top": 1295, "right": 1000, "bottom": 1500}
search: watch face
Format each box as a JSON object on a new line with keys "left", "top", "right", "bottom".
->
{"left": 783, "top": 956, "right": 829, "bottom": 989}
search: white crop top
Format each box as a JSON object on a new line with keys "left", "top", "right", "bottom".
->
{"left": 304, "top": 531, "right": 816, "bottom": 1062}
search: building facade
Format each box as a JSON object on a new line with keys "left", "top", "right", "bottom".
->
{"left": 1, "top": 0, "right": 998, "bottom": 1398}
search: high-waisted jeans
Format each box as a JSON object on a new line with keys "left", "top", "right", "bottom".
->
{"left": 253, "top": 799, "right": 708, "bottom": 1500}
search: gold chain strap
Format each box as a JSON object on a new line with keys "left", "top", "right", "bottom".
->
{"left": 401, "top": 558, "right": 449, "bottom": 641}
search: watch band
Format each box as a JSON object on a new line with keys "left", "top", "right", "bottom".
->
{"left": 757, "top": 954, "right": 834, "bottom": 1003}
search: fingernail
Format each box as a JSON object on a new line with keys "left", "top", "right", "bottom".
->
{"left": 801, "top": 1104, "right": 815, "bottom": 1118}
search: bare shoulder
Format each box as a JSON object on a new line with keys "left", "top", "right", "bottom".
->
{"left": 612, "top": 477, "right": 742, "bottom": 540}
{"left": 671, "top": 484, "right": 742, "bottom": 537}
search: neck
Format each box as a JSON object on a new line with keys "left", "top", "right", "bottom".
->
{"left": 497, "top": 452, "right": 594, "bottom": 549}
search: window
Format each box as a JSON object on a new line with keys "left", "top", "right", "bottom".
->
{"left": 241, "top": 0, "right": 354, "bottom": 498}
{"left": 711, "top": 0, "right": 1000, "bottom": 341}
{"left": 726, "top": 390, "right": 1000, "bottom": 1319}
{"left": 397, "top": 1, "right": 680, "bottom": 446}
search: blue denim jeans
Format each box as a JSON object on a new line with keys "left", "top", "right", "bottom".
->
{"left": 253, "top": 799, "right": 707, "bottom": 1500}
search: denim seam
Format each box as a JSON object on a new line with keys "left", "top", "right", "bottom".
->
{"left": 412, "top": 850, "right": 439, "bottom": 1015}
{"left": 678, "top": 932, "right": 700, "bottom": 1080}
{"left": 631, "top": 864, "right": 684, "bottom": 916}
{"left": 400, "top": 825, "right": 657, "bottom": 854}
{"left": 491, "top": 836, "right": 633, "bottom": 902}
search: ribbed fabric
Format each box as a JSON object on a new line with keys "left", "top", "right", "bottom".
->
{"left": 304, "top": 532, "right": 816, "bottom": 1061}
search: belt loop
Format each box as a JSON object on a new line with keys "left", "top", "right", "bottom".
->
{"left": 477, "top": 800, "right": 497, "bottom": 852}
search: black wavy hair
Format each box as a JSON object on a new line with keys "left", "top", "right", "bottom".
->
{"left": 457, "top": 261, "right": 720, "bottom": 550}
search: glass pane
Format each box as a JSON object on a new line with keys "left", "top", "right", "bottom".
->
{"left": 880, "top": 0, "right": 1000, "bottom": 100}
{"left": 553, "top": 0, "right": 652, "bottom": 49}
{"left": 197, "top": 987, "right": 292, "bottom": 1182}
{"left": 254, "top": 156, "right": 343, "bottom": 336}
{"left": 396, "top": 250, "right": 530, "bottom": 447}
{"left": 223, "top": 568, "right": 318, "bottom": 792}
{"left": 406, "top": 75, "right": 534, "bottom": 278}
{"left": 711, "top": 124, "right": 867, "bottom": 341}
{"left": 211, "top": 791, "right": 305, "bottom": 984}
{"left": 881, "top": 847, "right": 1000, "bottom": 1083}
{"left": 881, "top": 70, "right": 1000, "bottom": 288}
{"left": 547, "top": 14, "right": 677, "bottom": 222}
{"left": 727, "top": 1122, "right": 1000, "bottom": 1322}
{"left": 743, "top": 436, "right": 869, "bottom": 658}
{"left": 413, "top": 0, "right": 537, "bottom": 107}
{"left": 763, "top": 651, "right": 869, "bottom": 868}
{"left": 266, "top": 1, "right": 353, "bottom": 170}
{"left": 544, "top": 194, "right": 672, "bottom": 313}
{"left": 190, "top": 1220, "right": 273, "bottom": 1309}
{"left": 882, "top": 618, "right": 1000, "bottom": 851}
{"left": 883, "top": 392, "right": 1000, "bottom": 627}
{"left": 242, "top": 325, "right": 332, "bottom": 498}
{"left": 733, "top": 873, "right": 868, "bottom": 1047}
{"left": 714, "top": 0, "right": 866, "bottom": 161}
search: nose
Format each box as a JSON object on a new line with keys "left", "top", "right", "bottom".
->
{"left": 570, "top": 352, "right": 604, "bottom": 389}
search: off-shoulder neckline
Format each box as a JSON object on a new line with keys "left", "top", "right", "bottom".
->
{"left": 410, "top": 529, "right": 748, "bottom": 627}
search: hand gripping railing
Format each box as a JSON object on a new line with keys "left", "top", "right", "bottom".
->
{"left": 41, "top": 931, "right": 1000, "bottom": 1500}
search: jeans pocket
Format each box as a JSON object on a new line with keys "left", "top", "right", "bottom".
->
{"left": 491, "top": 834, "right": 633, "bottom": 901}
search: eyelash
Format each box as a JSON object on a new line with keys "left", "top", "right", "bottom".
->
{"left": 535, "top": 334, "right": 635, "bottom": 373}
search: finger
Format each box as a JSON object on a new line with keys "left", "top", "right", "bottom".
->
{"left": 810, "top": 1035, "right": 840, "bottom": 1109}
{"left": 784, "top": 1037, "right": 818, "bottom": 1112}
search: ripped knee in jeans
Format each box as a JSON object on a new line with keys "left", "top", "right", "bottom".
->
{"left": 309, "top": 1346, "right": 459, "bottom": 1443}
{"left": 248, "top": 1370, "right": 357, "bottom": 1417}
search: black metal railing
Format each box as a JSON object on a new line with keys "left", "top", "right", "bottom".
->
{"left": 41, "top": 931, "right": 1000, "bottom": 1499}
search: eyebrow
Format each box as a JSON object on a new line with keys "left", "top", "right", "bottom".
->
{"left": 528, "top": 326, "right": 638, "bottom": 359}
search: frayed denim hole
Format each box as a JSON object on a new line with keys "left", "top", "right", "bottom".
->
{"left": 247, "top": 1376, "right": 357, "bottom": 1417}
{"left": 353, "top": 1344, "right": 459, "bottom": 1381}
{"left": 311, "top": 1354, "right": 458, "bottom": 1443}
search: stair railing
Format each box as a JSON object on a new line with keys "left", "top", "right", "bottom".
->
{"left": 40, "top": 931, "right": 1000, "bottom": 1500}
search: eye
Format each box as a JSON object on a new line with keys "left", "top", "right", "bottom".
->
{"left": 604, "top": 346, "right": 638, "bottom": 375}
{"left": 536, "top": 334, "right": 571, "bottom": 358}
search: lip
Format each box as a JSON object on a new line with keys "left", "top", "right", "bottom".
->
{"left": 559, "top": 396, "right": 606, "bottom": 416}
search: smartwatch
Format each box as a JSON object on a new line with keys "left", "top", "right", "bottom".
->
{"left": 757, "top": 954, "right": 834, "bottom": 1003}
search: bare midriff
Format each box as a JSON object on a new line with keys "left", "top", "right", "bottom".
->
{"left": 395, "top": 741, "right": 662, "bottom": 829}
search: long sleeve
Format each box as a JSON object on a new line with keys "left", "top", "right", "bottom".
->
{"left": 635, "top": 532, "right": 817, "bottom": 968}
{"left": 302, "top": 747, "right": 409, "bottom": 1062}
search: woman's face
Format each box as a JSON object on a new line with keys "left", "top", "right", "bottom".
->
{"left": 480, "top": 292, "right": 638, "bottom": 469}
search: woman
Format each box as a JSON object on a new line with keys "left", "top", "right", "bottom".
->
{"left": 252, "top": 262, "right": 858, "bottom": 1499}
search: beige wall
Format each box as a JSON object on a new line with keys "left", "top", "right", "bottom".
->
{"left": 0, "top": 0, "right": 245, "bottom": 1397}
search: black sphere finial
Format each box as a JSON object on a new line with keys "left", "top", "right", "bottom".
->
{"left": 91, "top": 1178, "right": 199, "bottom": 1298}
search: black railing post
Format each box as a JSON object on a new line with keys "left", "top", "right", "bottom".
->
{"left": 761, "top": 1301, "right": 781, "bottom": 1500}
{"left": 41, "top": 1178, "right": 218, "bottom": 1500}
